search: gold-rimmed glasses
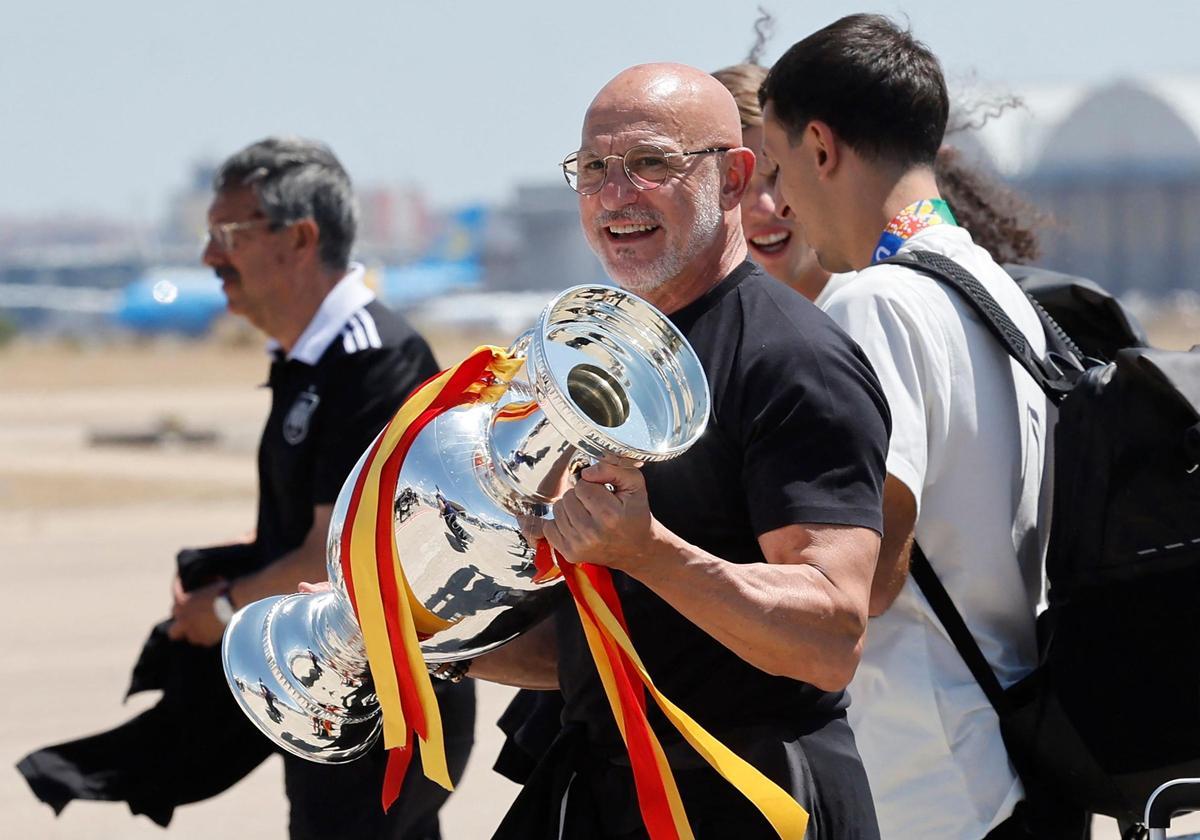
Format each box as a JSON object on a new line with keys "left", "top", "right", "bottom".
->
{"left": 561, "top": 144, "right": 731, "bottom": 195}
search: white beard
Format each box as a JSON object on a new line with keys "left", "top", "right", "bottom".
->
{"left": 600, "top": 173, "right": 724, "bottom": 294}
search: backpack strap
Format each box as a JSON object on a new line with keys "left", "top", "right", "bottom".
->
{"left": 909, "top": 543, "right": 1012, "bottom": 716}
{"left": 882, "top": 251, "right": 1077, "bottom": 403}
{"left": 882, "top": 251, "right": 1043, "bottom": 713}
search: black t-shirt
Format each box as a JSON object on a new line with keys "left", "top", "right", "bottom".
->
{"left": 556, "top": 261, "right": 891, "bottom": 750}
{"left": 256, "top": 298, "right": 439, "bottom": 563}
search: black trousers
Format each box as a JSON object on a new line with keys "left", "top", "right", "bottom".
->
{"left": 495, "top": 714, "right": 879, "bottom": 840}
{"left": 983, "top": 800, "right": 1091, "bottom": 840}
{"left": 284, "top": 678, "right": 476, "bottom": 840}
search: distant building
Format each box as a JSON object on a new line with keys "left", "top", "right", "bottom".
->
{"left": 483, "top": 183, "right": 608, "bottom": 292}
{"left": 357, "top": 185, "right": 431, "bottom": 263}
{"left": 955, "top": 75, "right": 1200, "bottom": 295}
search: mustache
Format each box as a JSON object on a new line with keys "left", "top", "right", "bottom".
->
{"left": 595, "top": 209, "right": 664, "bottom": 228}
{"left": 214, "top": 267, "right": 239, "bottom": 283}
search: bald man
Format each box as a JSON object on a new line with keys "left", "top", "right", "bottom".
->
{"left": 475, "top": 64, "right": 890, "bottom": 839}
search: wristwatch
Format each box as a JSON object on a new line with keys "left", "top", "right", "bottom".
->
{"left": 213, "top": 583, "right": 236, "bottom": 626}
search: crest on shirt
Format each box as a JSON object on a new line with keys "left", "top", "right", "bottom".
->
{"left": 283, "top": 388, "right": 320, "bottom": 445}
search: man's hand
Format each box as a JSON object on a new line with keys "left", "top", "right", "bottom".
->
{"left": 168, "top": 579, "right": 228, "bottom": 647}
{"left": 542, "top": 461, "right": 661, "bottom": 574}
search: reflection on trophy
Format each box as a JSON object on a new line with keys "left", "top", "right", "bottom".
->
{"left": 221, "top": 285, "right": 710, "bottom": 763}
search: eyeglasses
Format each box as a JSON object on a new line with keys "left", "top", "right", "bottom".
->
{"left": 204, "top": 218, "right": 274, "bottom": 251}
{"left": 561, "top": 144, "right": 731, "bottom": 195}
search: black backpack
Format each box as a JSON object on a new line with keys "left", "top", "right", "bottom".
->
{"left": 883, "top": 251, "right": 1200, "bottom": 827}
{"left": 1004, "top": 263, "right": 1150, "bottom": 362}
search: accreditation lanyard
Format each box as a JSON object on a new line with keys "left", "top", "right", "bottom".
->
{"left": 871, "top": 198, "right": 957, "bottom": 263}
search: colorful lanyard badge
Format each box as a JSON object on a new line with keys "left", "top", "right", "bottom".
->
{"left": 872, "top": 198, "right": 957, "bottom": 263}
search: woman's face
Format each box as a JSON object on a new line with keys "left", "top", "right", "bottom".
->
{"left": 739, "top": 124, "right": 829, "bottom": 301}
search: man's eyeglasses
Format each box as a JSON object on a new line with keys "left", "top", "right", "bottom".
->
{"left": 204, "top": 219, "right": 274, "bottom": 252}
{"left": 561, "top": 144, "right": 731, "bottom": 195}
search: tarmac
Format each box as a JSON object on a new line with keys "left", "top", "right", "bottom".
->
{"left": 1, "top": 340, "right": 520, "bottom": 838}
{"left": 2, "top": 338, "right": 1196, "bottom": 838}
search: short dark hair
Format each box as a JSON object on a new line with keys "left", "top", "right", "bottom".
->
{"left": 759, "top": 14, "right": 948, "bottom": 167}
{"left": 214, "top": 136, "right": 358, "bottom": 271}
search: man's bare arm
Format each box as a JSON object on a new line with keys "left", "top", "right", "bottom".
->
{"left": 469, "top": 614, "right": 560, "bottom": 690}
{"left": 630, "top": 522, "right": 878, "bottom": 691}
{"left": 546, "top": 462, "right": 880, "bottom": 692}
{"left": 868, "top": 474, "right": 917, "bottom": 617}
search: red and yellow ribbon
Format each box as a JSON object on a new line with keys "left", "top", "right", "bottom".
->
{"left": 551, "top": 542, "right": 811, "bottom": 840}
{"left": 338, "top": 346, "right": 524, "bottom": 809}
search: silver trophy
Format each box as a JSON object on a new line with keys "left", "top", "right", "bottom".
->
{"left": 221, "top": 285, "right": 710, "bottom": 763}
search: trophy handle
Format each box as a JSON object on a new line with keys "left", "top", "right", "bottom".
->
{"left": 507, "top": 329, "right": 533, "bottom": 360}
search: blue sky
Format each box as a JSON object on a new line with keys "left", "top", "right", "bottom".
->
{"left": 3, "top": 0, "right": 1197, "bottom": 221}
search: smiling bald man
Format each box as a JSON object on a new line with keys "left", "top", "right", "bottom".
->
{"left": 475, "top": 63, "right": 891, "bottom": 840}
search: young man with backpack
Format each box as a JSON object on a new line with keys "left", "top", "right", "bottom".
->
{"left": 760, "top": 15, "right": 1082, "bottom": 839}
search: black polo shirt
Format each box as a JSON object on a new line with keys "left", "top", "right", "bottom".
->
{"left": 256, "top": 297, "right": 439, "bottom": 564}
{"left": 556, "top": 260, "right": 891, "bottom": 748}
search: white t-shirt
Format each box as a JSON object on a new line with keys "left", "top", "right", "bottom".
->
{"left": 813, "top": 271, "right": 855, "bottom": 309}
{"left": 822, "top": 225, "right": 1052, "bottom": 839}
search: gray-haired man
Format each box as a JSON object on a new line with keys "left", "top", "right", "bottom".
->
{"left": 20, "top": 137, "right": 474, "bottom": 840}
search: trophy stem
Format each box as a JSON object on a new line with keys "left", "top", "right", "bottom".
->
{"left": 309, "top": 590, "right": 369, "bottom": 679}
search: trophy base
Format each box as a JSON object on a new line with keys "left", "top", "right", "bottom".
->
{"left": 222, "top": 595, "right": 382, "bottom": 764}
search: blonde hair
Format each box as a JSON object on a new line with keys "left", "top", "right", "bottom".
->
{"left": 712, "top": 63, "right": 769, "bottom": 129}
